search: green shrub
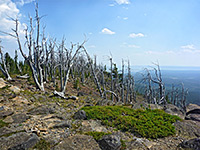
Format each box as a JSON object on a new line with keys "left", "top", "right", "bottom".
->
{"left": 81, "top": 106, "right": 181, "bottom": 139}
{"left": 84, "top": 131, "right": 112, "bottom": 141}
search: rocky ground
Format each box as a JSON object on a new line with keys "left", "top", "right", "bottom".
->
{"left": 0, "top": 77, "right": 200, "bottom": 150}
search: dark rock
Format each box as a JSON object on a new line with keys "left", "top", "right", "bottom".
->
{"left": 52, "top": 121, "right": 71, "bottom": 128}
{"left": 74, "top": 110, "right": 87, "bottom": 120}
{"left": 174, "top": 120, "right": 200, "bottom": 139}
{"left": 54, "top": 134, "right": 100, "bottom": 150}
{"left": 0, "top": 132, "right": 30, "bottom": 150}
{"left": 0, "top": 110, "right": 14, "bottom": 119}
{"left": 8, "top": 133, "right": 39, "bottom": 150}
{"left": 28, "top": 106, "right": 55, "bottom": 115}
{"left": 12, "top": 114, "right": 29, "bottom": 123}
{"left": 187, "top": 104, "right": 200, "bottom": 113}
{"left": 186, "top": 113, "right": 200, "bottom": 122}
{"left": 178, "top": 138, "right": 200, "bottom": 150}
{"left": 77, "top": 92, "right": 87, "bottom": 97}
{"left": 98, "top": 134, "right": 121, "bottom": 150}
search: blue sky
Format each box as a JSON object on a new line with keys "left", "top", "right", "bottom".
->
{"left": 0, "top": 0, "right": 200, "bottom": 67}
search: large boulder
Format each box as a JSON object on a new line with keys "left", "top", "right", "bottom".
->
{"left": 98, "top": 134, "right": 121, "bottom": 150}
{"left": 178, "top": 138, "right": 200, "bottom": 150}
{"left": 186, "top": 103, "right": 200, "bottom": 122}
{"left": 186, "top": 103, "right": 200, "bottom": 113}
{"left": 174, "top": 120, "right": 200, "bottom": 139}
{"left": 54, "top": 134, "right": 101, "bottom": 150}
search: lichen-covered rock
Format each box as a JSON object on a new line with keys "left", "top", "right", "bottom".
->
{"left": 98, "top": 134, "right": 121, "bottom": 150}
{"left": 54, "top": 134, "right": 101, "bottom": 150}
{"left": 28, "top": 105, "right": 55, "bottom": 115}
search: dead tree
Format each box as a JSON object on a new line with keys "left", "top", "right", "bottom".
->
{"left": 121, "top": 59, "right": 125, "bottom": 103}
{"left": 0, "top": 41, "right": 12, "bottom": 80}
{"left": 3, "top": 4, "right": 46, "bottom": 91}
{"left": 82, "top": 46, "right": 103, "bottom": 97}
{"left": 110, "top": 57, "right": 114, "bottom": 101}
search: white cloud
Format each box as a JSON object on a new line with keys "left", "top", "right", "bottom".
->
{"left": 115, "top": 0, "right": 130, "bottom": 5}
{"left": 0, "top": 0, "right": 20, "bottom": 39}
{"left": 129, "top": 33, "right": 145, "bottom": 38}
{"left": 101, "top": 28, "right": 115, "bottom": 35}
{"left": 181, "top": 44, "right": 195, "bottom": 50}
{"left": 128, "top": 45, "right": 140, "bottom": 48}
{"left": 123, "top": 17, "right": 128, "bottom": 20}
{"left": 16, "top": 0, "right": 35, "bottom": 6}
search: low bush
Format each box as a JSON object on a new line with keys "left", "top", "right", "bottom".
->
{"left": 81, "top": 106, "right": 181, "bottom": 138}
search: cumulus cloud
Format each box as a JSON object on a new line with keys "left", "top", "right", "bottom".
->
{"left": 101, "top": 28, "right": 115, "bottom": 35}
{"left": 129, "top": 33, "right": 145, "bottom": 38}
{"left": 0, "top": 0, "right": 21, "bottom": 39}
{"left": 115, "top": 0, "right": 130, "bottom": 5}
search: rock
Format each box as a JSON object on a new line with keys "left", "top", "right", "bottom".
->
{"left": 178, "top": 138, "right": 200, "bottom": 150}
{"left": 132, "top": 137, "right": 156, "bottom": 149}
{"left": 0, "top": 110, "right": 14, "bottom": 119}
{"left": 186, "top": 113, "right": 200, "bottom": 122}
{"left": 52, "top": 121, "right": 71, "bottom": 129}
{"left": 0, "top": 78, "right": 7, "bottom": 88}
{"left": 3, "top": 116, "right": 14, "bottom": 123}
{"left": 8, "top": 133, "right": 39, "bottom": 150}
{"left": 74, "top": 110, "right": 87, "bottom": 120}
{"left": 12, "top": 113, "right": 29, "bottom": 123}
{"left": 96, "top": 99, "right": 115, "bottom": 106}
{"left": 132, "top": 101, "right": 163, "bottom": 110}
{"left": 0, "top": 132, "right": 30, "bottom": 150}
{"left": 77, "top": 92, "right": 87, "bottom": 97}
{"left": 28, "top": 106, "right": 55, "bottom": 115}
{"left": 164, "top": 104, "right": 185, "bottom": 119}
{"left": 0, "top": 127, "right": 14, "bottom": 137}
{"left": 9, "top": 86, "right": 21, "bottom": 94}
{"left": 11, "top": 96, "right": 29, "bottom": 104}
{"left": 98, "top": 134, "right": 121, "bottom": 150}
{"left": 174, "top": 120, "right": 200, "bottom": 139}
{"left": 187, "top": 104, "right": 200, "bottom": 113}
{"left": 54, "top": 134, "right": 101, "bottom": 150}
